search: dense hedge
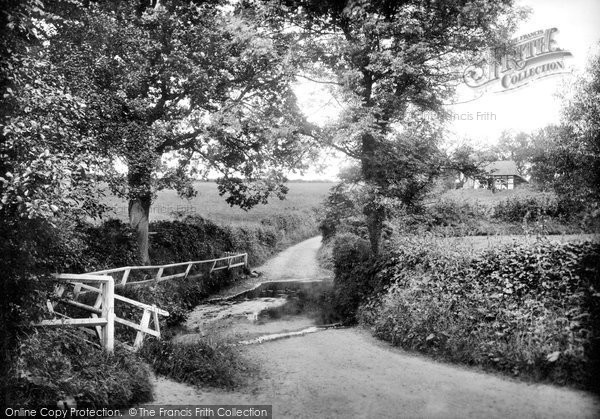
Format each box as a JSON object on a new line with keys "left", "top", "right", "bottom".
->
{"left": 492, "top": 193, "right": 567, "bottom": 222}
{"left": 81, "top": 211, "right": 318, "bottom": 270}
{"left": 332, "top": 235, "right": 600, "bottom": 391}
{"left": 329, "top": 233, "right": 374, "bottom": 323}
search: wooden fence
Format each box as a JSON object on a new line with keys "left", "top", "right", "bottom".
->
{"left": 86, "top": 253, "right": 248, "bottom": 287}
{"left": 35, "top": 274, "right": 117, "bottom": 352}
{"left": 36, "top": 273, "right": 170, "bottom": 352}
{"left": 35, "top": 252, "right": 248, "bottom": 352}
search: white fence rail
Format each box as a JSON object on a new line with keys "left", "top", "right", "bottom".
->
{"left": 86, "top": 252, "right": 248, "bottom": 287}
{"left": 35, "top": 273, "right": 169, "bottom": 352}
{"left": 35, "top": 252, "right": 248, "bottom": 352}
{"left": 35, "top": 274, "right": 117, "bottom": 352}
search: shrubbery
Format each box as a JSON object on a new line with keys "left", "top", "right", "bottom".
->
{"left": 328, "top": 233, "right": 374, "bottom": 323}
{"left": 81, "top": 211, "right": 319, "bottom": 271}
{"left": 5, "top": 329, "right": 153, "bottom": 408}
{"left": 492, "top": 193, "right": 565, "bottom": 222}
{"left": 319, "top": 189, "right": 592, "bottom": 241}
{"left": 1, "top": 218, "right": 90, "bottom": 404}
{"left": 344, "top": 237, "right": 600, "bottom": 391}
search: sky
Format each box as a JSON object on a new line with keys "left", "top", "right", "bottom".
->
{"left": 293, "top": 0, "right": 600, "bottom": 180}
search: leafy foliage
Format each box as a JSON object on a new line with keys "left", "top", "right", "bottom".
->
{"left": 6, "top": 329, "right": 153, "bottom": 408}
{"left": 351, "top": 237, "right": 600, "bottom": 391}
{"left": 0, "top": 1, "right": 107, "bottom": 221}
{"left": 0, "top": 217, "right": 97, "bottom": 402}
{"left": 492, "top": 193, "right": 566, "bottom": 222}
{"left": 269, "top": 0, "right": 523, "bottom": 252}
{"left": 329, "top": 233, "right": 374, "bottom": 323}
{"left": 38, "top": 0, "right": 318, "bottom": 262}
{"left": 559, "top": 47, "right": 600, "bottom": 212}
{"left": 80, "top": 210, "right": 318, "bottom": 271}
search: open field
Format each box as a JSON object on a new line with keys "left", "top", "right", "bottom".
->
{"left": 101, "top": 181, "right": 334, "bottom": 226}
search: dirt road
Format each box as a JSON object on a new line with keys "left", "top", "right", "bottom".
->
{"left": 146, "top": 236, "right": 600, "bottom": 418}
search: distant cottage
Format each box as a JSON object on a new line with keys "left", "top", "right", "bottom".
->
{"left": 462, "top": 160, "right": 528, "bottom": 190}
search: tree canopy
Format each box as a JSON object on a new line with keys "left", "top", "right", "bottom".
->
{"left": 9, "top": 0, "right": 319, "bottom": 263}
{"left": 264, "top": 0, "right": 523, "bottom": 252}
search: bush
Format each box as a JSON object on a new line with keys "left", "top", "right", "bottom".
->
{"left": 355, "top": 238, "right": 600, "bottom": 391}
{"left": 425, "top": 199, "right": 485, "bottom": 227}
{"left": 492, "top": 193, "right": 565, "bottom": 222}
{"left": 0, "top": 217, "right": 92, "bottom": 403}
{"left": 139, "top": 338, "right": 248, "bottom": 389}
{"left": 79, "top": 219, "right": 139, "bottom": 270}
{"left": 329, "top": 233, "right": 373, "bottom": 324}
{"left": 5, "top": 329, "right": 153, "bottom": 408}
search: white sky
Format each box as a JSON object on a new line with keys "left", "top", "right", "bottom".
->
{"left": 293, "top": 0, "right": 600, "bottom": 180}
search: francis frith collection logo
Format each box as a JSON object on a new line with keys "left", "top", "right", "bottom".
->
{"left": 464, "top": 28, "right": 572, "bottom": 92}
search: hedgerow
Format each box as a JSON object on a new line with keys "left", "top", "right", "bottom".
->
{"left": 492, "top": 193, "right": 566, "bottom": 222}
{"left": 81, "top": 212, "right": 318, "bottom": 270}
{"left": 334, "top": 236, "right": 600, "bottom": 391}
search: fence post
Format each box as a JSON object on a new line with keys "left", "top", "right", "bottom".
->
{"left": 121, "top": 269, "right": 131, "bottom": 286}
{"left": 184, "top": 262, "right": 193, "bottom": 279}
{"left": 155, "top": 267, "right": 164, "bottom": 283}
{"left": 134, "top": 309, "right": 151, "bottom": 349}
{"left": 101, "top": 276, "right": 115, "bottom": 353}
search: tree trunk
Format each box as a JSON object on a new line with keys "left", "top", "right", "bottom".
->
{"left": 128, "top": 196, "right": 151, "bottom": 265}
{"left": 365, "top": 205, "right": 385, "bottom": 255}
{"left": 361, "top": 131, "right": 384, "bottom": 255}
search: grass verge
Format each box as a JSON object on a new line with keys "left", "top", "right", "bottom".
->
{"left": 138, "top": 337, "right": 251, "bottom": 390}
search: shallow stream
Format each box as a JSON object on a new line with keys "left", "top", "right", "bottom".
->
{"left": 175, "top": 280, "right": 339, "bottom": 345}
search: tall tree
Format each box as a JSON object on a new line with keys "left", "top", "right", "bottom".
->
{"left": 265, "top": 0, "right": 522, "bottom": 254}
{"left": 495, "top": 130, "right": 532, "bottom": 173}
{"left": 560, "top": 45, "right": 600, "bottom": 211}
{"left": 45, "top": 0, "right": 315, "bottom": 263}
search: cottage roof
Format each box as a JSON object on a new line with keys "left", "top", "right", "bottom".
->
{"left": 484, "top": 160, "right": 523, "bottom": 177}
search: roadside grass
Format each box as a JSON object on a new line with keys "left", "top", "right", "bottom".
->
{"left": 101, "top": 181, "right": 333, "bottom": 226}
{"left": 138, "top": 335, "right": 254, "bottom": 390}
